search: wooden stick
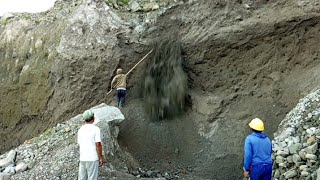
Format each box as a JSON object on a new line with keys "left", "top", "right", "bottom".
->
{"left": 106, "top": 89, "right": 113, "bottom": 96}
{"left": 126, "top": 49, "right": 153, "bottom": 76}
{"left": 106, "top": 49, "right": 153, "bottom": 96}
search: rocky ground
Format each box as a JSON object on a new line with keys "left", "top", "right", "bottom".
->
{"left": 272, "top": 90, "right": 320, "bottom": 180}
{"left": 1, "top": 0, "right": 320, "bottom": 179}
{"left": 0, "top": 104, "right": 207, "bottom": 180}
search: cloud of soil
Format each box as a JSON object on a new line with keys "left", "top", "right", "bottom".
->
{"left": 143, "top": 37, "right": 187, "bottom": 120}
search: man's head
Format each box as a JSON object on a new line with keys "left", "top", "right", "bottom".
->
{"left": 116, "top": 68, "right": 123, "bottom": 74}
{"left": 82, "top": 110, "right": 94, "bottom": 123}
{"left": 249, "top": 118, "right": 264, "bottom": 132}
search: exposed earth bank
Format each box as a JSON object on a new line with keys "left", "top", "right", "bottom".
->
{"left": 1, "top": 0, "right": 320, "bottom": 179}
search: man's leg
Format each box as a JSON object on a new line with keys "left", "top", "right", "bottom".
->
{"left": 87, "top": 160, "right": 99, "bottom": 180}
{"left": 119, "top": 90, "right": 126, "bottom": 107}
{"left": 78, "top": 161, "right": 87, "bottom": 180}
{"left": 250, "top": 164, "right": 262, "bottom": 180}
{"left": 116, "top": 90, "right": 121, "bottom": 107}
{"left": 261, "top": 164, "right": 272, "bottom": 180}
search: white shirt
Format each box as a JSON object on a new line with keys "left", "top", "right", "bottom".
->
{"left": 117, "top": 87, "right": 126, "bottom": 90}
{"left": 77, "top": 124, "right": 101, "bottom": 161}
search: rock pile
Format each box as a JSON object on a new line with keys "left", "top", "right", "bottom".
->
{"left": 106, "top": 0, "right": 185, "bottom": 12}
{"left": 0, "top": 104, "right": 164, "bottom": 180}
{"left": 132, "top": 167, "right": 180, "bottom": 179}
{"left": 272, "top": 90, "right": 320, "bottom": 180}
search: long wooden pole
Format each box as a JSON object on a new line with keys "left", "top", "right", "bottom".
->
{"left": 106, "top": 49, "right": 153, "bottom": 96}
{"left": 126, "top": 49, "right": 153, "bottom": 76}
{"left": 106, "top": 89, "right": 113, "bottom": 95}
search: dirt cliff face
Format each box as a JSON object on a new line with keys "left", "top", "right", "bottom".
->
{"left": 1, "top": 0, "right": 320, "bottom": 179}
{"left": 0, "top": 0, "right": 134, "bottom": 153}
{"left": 119, "top": 0, "right": 320, "bottom": 179}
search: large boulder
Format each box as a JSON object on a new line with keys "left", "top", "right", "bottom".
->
{"left": 0, "top": 150, "right": 16, "bottom": 168}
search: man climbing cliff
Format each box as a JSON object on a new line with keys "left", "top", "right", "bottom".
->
{"left": 111, "top": 68, "right": 127, "bottom": 108}
{"left": 243, "top": 118, "right": 272, "bottom": 180}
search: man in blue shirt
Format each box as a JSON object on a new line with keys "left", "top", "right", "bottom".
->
{"left": 243, "top": 118, "right": 272, "bottom": 180}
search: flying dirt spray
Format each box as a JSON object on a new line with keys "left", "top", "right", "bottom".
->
{"left": 143, "top": 38, "right": 187, "bottom": 120}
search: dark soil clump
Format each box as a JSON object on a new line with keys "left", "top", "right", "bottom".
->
{"left": 143, "top": 38, "right": 187, "bottom": 121}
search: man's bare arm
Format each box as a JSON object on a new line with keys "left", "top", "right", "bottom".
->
{"left": 96, "top": 142, "right": 104, "bottom": 166}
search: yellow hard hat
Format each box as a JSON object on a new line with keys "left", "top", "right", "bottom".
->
{"left": 249, "top": 118, "right": 264, "bottom": 131}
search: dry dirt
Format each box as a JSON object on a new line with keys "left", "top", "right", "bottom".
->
{"left": 116, "top": 0, "right": 320, "bottom": 179}
{"left": 2, "top": 0, "right": 320, "bottom": 179}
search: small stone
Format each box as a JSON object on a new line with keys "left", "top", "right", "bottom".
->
{"left": 285, "top": 169, "right": 297, "bottom": 178}
{"left": 301, "top": 171, "right": 309, "bottom": 176}
{"left": 309, "top": 159, "right": 317, "bottom": 163}
{"left": 274, "top": 169, "right": 280, "bottom": 178}
{"left": 134, "top": 25, "right": 145, "bottom": 34}
{"left": 306, "top": 128, "right": 315, "bottom": 136}
{"left": 305, "top": 154, "right": 317, "bottom": 160}
{"left": 35, "top": 39, "right": 43, "bottom": 49}
{"left": 287, "top": 155, "right": 293, "bottom": 163}
{"left": 236, "top": 15, "right": 243, "bottom": 21}
{"left": 129, "top": 1, "right": 141, "bottom": 12}
{"left": 306, "top": 136, "right": 317, "bottom": 145}
{"left": 65, "top": 127, "right": 71, "bottom": 132}
{"left": 278, "top": 163, "right": 285, "bottom": 167}
{"left": 143, "top": 2, "right": 159, "bottom": 11}
{"left": 310, "top": 127, "right": 316, "bottom": 132}
{"left": 276, "top": 156, "right": 284, "bottom": 163}
{"left": 295, "top": 161, "right": 305, "bottom": 166}
{"left": 146, "top": 170, "right": 153, "bottom": 177}
{"left": 27, "top": 160, "right": 35, "bottom": 169}
{"left": 164, "top": 172, "right": 170, "bottom": 179}
{"left": 277, "top": 150, "right": 289, "bottom": 157}
{"left": 292, "top": 136, "right": 300, "bottom": 143}
{"left": 279, "top": 141, "right": 287, "bottom": 148}
{"left": 0, "top": 150, "right": 17, "bottom": 168}
{"left": 273, "top": 143, "right": 283, "bottom": 151}
{"left": 293, "top": 154, "right": 301, "bottom": 164}
{"left": 3, "top": 166, "right": 15, "bottom": 175}
{"left": 244, "top": 4, "right": 250, "bottom": 9}
{"left": 15, "top": 162, "right": 28, "bottom": 173}
{"left": 289, "top": 143, "right": 302, "bottom": 154}
{"left": 299, "top": 165, "right": 308, "bottom": 171}
{"left": 299, "top": 150, "right": 307, "bottom": 160}
{"left": 305, "top": 142, "right": 318, "bottom": 154}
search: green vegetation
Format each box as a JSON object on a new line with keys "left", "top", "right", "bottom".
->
{"left": 117, "top": 0, "right": 129, "bottom": 6}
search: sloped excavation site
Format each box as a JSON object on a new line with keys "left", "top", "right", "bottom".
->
{"left": 1, "top": 0, "right": 320, "bottom": 179}
{"left": 118, "top": 2, "right": 320, "bottom": 179}
{"left": 119, "top": 13, "right": 320, "bottom": 180}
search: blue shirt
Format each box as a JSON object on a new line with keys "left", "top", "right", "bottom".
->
{"left": 244, "top": 132, "right": 272, "bottom": 171}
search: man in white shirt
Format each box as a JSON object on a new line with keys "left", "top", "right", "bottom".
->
{"left": 77, "top": 110, "right": 104, "bottom": 180}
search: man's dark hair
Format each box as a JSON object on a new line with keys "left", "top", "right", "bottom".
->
{"left": 251, "top": 128, "right": 262, "bottom": 133}
{"left": 85, "top": 116, "right": 94, "bottom": 123}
